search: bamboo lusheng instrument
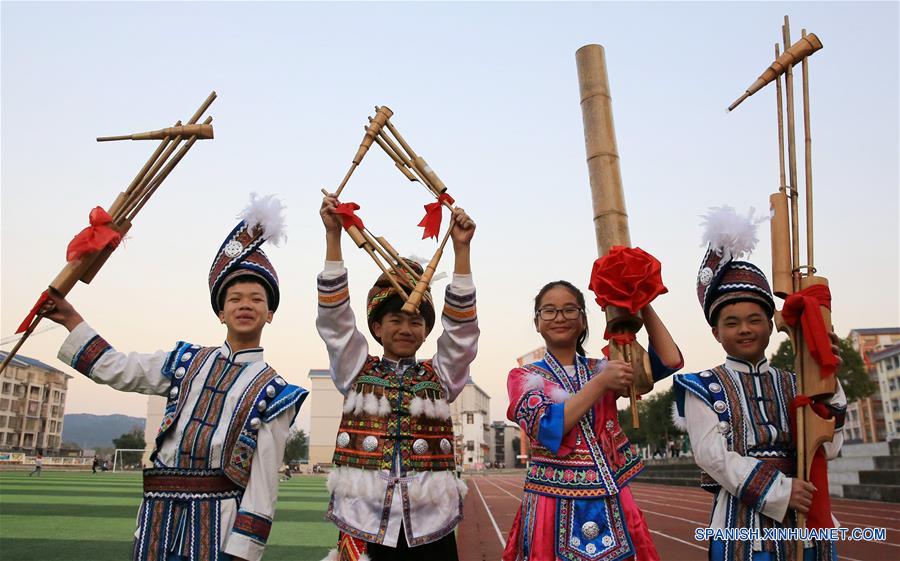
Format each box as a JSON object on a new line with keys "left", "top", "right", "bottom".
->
{"left": 0, "top": 92, "right": 217, "bottom": 375}
{"left": 323, "top": 106, "right": 458, "bottom": 315}
{"left": 576, "top": 45, "right": 654, "bottom": 428}
{"left": 728, "top": 17, "right": 836, "bottom": 554}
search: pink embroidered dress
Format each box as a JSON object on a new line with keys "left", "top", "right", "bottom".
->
{"left": 503, "top": 349, "right": 680, "bottom": 561}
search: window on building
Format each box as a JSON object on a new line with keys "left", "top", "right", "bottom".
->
{"left": 27, "top": 401, "right": 39, "bottom": 417}
{"left": 6, "top": 433, "right": 16, "bottom": 445}
{"left": 0, "top": 416, "right": 6, "bottom": 428}
{"left": 1, "top": 382, "right": 10, "bottom": 394}
{"left": 51, "top": 406, "right": 59, "bottom": 418}
{"left": 23, "top": 433, "right": 34, "bottom": 447}
{"left": 13, "top": 385, "right": 24, "bottom": 397}
{"left": 49, "top": 420, "right": 56, "bottom": 433}
{"left": 466, "top": 413, "right": 474, "bottom": 424}
{"left": 466, "top": 440, "right": 475, "bottom": 451}
{"left": 0, "top": 398, "right": 8, "bottom": 411}
{"left": 29, "top": 386, "right": 40, "bottom": 398}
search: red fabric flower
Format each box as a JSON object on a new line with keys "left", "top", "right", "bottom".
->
{"left": 588, "top": 246, "right": 668, "bottom": 314}
{"left": 66, "top": 207, "right": 122, "bottom": 262}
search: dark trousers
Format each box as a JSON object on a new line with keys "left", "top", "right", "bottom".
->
{"left": 367, "top": 527, "right": 459, "bottom": 561}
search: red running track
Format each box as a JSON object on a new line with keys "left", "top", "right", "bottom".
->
{"left": 458, "top": 472, "right": 900, "bottom": 561}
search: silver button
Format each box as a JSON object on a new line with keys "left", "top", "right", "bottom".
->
{"left": 699, "top": 266, "right": 714, "bottom": 286}
{"left": 266, "top": 386, "right": 277, "bottom": 398}
{"left": 250, "top": 417, "right": 261, "bottom": 429}
{"left": 362, "top": 436, "right": 378, "bottom": 452}
{"left": 224, "top": 240, "right": 243, "bottom": 258}
{"left": 582, "top": 521, "right": 600, "bottom": 540}
{"left": 336, "top": 432, "right": 351, "bottom": 448}
{"left": 169, "top": 386, "right": 179, "bottom": 399}
{"left": 191, "top": 344, "right": 200, "bottom": 349}
{"left": 585, "top": 543, "right": 597, "bottom": 554}
{"left": 413, "top": 438, "right": 429, "bottom": 455}
{"left": 714, "top": 400, "right": 727, "bottom": 413}
{"left": 700, "top": 371, "right": 713, "bottom": 378}
{"left": 257, "top": 400, "right": 267, "bottom": 413}
{"left": 602, "top": 535, "right": 614, "bottom": 547}
{"left": 275, "top": 377, "right": 286, "bottom": 385}
{"left": 440, "top": 438, "right": 452, "bottom": 454}
{"left": 570, "top": 536, "right": 581, "bottom": 547}
{"left": 174, "top": 367, "right": 186, "bottom": 379}
{"left": 605, "top": 420, "right": 614, "bottom": 431}
{"left": 181, "top": 352, "right": 192, "bottom": 362}
{"left": 709, "top": 382, "right": 722, "bottom": 393}
{"left": 717, "top": 421, "right": 732, "bottom": 435}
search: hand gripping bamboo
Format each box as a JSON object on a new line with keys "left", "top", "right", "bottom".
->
{"left": 576, "top": 45, "right": 652, "bottom": 427}
{"left": 0, "top": 92, "right": 216, "bottom": 374}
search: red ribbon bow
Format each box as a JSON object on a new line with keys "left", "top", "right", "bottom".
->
{"left": 65, "top": 207, "right": 122, "bottom": 263}
{"left": 15, "top": 290, "right": 50, "bottom": 334}
{"left": 601, "top": 331, "right": 636, "bottom": 359}
{"left": 789, "top": 394, "right": 836, "bottom": 530}
{"left": 333, "top": 202, "right": 365, "bottom": 231}
{"left": 418, "top": 193, "right": 455, "bottom": 240}
{"left": 781, "top": 284, "right": 839, "bottom": 378}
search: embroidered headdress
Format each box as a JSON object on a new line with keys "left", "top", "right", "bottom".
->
{"left": 366, "top": 258, "right": 435, "bottom": 342}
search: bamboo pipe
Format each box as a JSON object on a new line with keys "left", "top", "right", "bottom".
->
{"left": 801, "top": 29, "right": 815, "bottom": 271}
{"left": 372, "top": 134, "right": 419, "bottom": 181}
{"left": 361, "top": 228, "right": 415, "bottom": 281}
{"left": 108, "top": 121, "right": 182, "bottom": 221}
{"left": 331, "top": 106, "right": 393, "bottom": 198}
{"left": 728, "top": 32, "right": 822, "bottom": 111}
{"left": 782, "top": 19, "right": 802, "bottom": 292}
{"left": 343, "top": 224, "right": 410, "bottom": 300}
{"left": 97, "top": 124, "right": 213, "bottom": 142}
{"left": 374, "top": 125, "right": 443, "bottom": 197}
{"left": 384, "top": 118, "right": 418, "bottom": 161}
{"left": 374, "top": 235, "right": 422, "bottom": 281}
{"left": 401, "top": 219, "right": 453, "bottom": 314}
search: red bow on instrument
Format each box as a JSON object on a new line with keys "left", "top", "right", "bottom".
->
{"left": 15, "top": 291, "right": 50, "bottom": 335}
{"left": 781, "top": 284, "right": 839, "bottom": 378}
{"left": 790, "top": 395, "right": 836, "bottom": 529}
{"left": 601, "top": 331, "right": 636, "bottom": 359}
{"left": 333, "top": 202, "right": 365, "bottom": 231}
{"left": 66, "top": 207, "right": 122, "bottom": 262}
{"left": 589, "top": 246, "right": 668, "bottom": 314}
{"left": 418, "top": 193, "right": 455, "bottom": 240}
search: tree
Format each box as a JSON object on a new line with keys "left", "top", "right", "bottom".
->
{"left": 769, "top": 337, "right": 875, "bottom": 402}
{"left": 283, "top": 429, "right": 308, "bottom": 463}
{"left": 619, "top": 388, "right": 684, "bottom": 452}
{"left": 112, "top": 428, "right": 145, "bottom": 466}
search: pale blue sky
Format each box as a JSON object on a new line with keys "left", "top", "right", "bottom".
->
{"left": 2, "top": 1, "right": 897, "bottom": 433}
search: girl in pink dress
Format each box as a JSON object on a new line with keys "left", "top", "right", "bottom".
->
{"left": 503, "top": 280, "right": 682, "bottom": 561}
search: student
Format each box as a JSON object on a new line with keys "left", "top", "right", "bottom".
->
{"left": 503, "top": 280, "right": 682, "bottom": 561}
{"left": 29, "top": 453, "right": 43, "bottom": 477}
{"left": 39, "top": 196, "right": 307, "bottom": 561}
{"left": 317, "top": 194, "right": 478, "bottom": 561}
{"left": 673, "top": 207, "right": 846, "bottom": 561}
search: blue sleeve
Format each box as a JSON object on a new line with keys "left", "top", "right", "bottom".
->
{"left": 537, "top": 402, "right": 566, "bottom": 454}
{"left": 648, "top": 343, "right": 681, "bottom": 382}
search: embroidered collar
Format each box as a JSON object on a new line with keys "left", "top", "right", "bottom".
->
{"left": 380, "top": 356, "right": 417, "bottom": 371}
{"left": 220, "top": 341, "right": 264, "bottom": 364}
{"left": 725, "top": 355, "right": 769, "bottom": 374}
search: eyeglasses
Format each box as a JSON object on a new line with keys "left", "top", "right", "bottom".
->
{"left": 535, "top": 307, "right": 584, "bottom": 321}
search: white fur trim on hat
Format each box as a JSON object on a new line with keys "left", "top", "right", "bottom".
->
{"left": 701, "top": 205, "right": 767, "bottom": 261}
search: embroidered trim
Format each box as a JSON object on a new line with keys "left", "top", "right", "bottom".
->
{"left": 72, "top": 335, "right": 112, "bottom": 376}
{"left": 232, "top": 509, "right": 272, "bottom": 545}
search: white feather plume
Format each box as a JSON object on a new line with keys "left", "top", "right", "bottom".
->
{"left": 433, "top": 398, "right": 452, "bottom": 420}
{"left": 550, "top": 387, "right": 571, "bottom": 403}
{"left": 410, "top": 396, "right": 424, "bottom": 418}
{"left": 239, "top": 193, "right": 287, "bottom": 246}
{"left": 422, "top": 397, "right": 437, "bottom": 419}
{"left": 352, "top": 391, "right": 365, "bottom": 416}
{"left": 671, "top": 401, "right": 688, "bottom": 432}
{"left": 342, "top": 390, "right": 358, "bottom": 415}
{"left": 700, "top": 205, "right": 767, "bottom": 260}
{"left": 377, "top": 394, "right": 392, "bottom": 417}
{"left": 362, "top": 392, "right": 379, "bottom": 416}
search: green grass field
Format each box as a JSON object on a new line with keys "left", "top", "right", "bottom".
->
{"left": 0, "top": 471, "right": 336, "bottom": 560}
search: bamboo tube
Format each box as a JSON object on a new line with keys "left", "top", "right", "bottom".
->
{"left": 411, "top": 156, "right": 447, "bottom": 195}
{"left": 782, "top": 19, "right": 802, "bottom": 291}
{"left": 109, "top": 120, "right": 182, "bottom": 221}
{"left": 375, "top": 236, "right": 422, "bottom": 281}
{"left": 801, "top": 29, "right": 815, "bottom": 271}
{"left": 0, "top": 316, "right": 42, "bottom": 373}
{"left": 384, "top": 118, "right": 418, "bottom": 161}
{"left": 401, "top": 223, "right": 451, "bottom": 314}
{"left": 373, "top": 134, "right": 419, "bottom": 181}
{"left": 331, "top": 106, "right": 393, "bottom": 198}
{"left": 97, "top": 124, "right": 213, "bottom": 142}
{"left": 775, "top": 45, "right": 788, "bottom": 197}
{"left": 770, "top": 192, "right": 792, "bottom": 298}
{"left": 728, "top": 32, "right": 822, "bottom": 111}
{"left": 366, "top": 245, "right": 410, "bottom": 300}
{"left": 361, "top": 229, "right": 411, "bottom": 280}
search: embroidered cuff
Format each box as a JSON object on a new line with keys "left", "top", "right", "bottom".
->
{"left": 443, "top": 286, "right": 476, "bottom": 323}
{"left": 738, "top": 460, "right": 781, "bottom": 512}
{"left": 231, "top": 509, "right": 272, "bottom": 546}
{"left": 515, "top": 390, "right": 550, "bottom": 440}
{"left": 537, "top": 402, "right": 566, "bottom": 454}
{"left": 318, "top": 268, "right": 350, "bottom": 308}
{"left": 58, "top": 323, "right": 112, "bottom": 378}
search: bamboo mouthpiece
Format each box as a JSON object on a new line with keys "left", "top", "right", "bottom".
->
{"left": 728, "top": 33, "right": 822, "bottom": 111}
{"left": 97, "top": 124, "right": 214, "bottom": 142}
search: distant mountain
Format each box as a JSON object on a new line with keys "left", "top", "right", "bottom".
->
{"left": 62, "top": 414, "right": 145, "bottom": 449}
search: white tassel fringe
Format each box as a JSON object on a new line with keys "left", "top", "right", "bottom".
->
{"left": 239, "top": 193, "right": 287, "bottom": 246}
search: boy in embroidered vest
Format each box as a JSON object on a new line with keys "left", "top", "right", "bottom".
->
{"left": 317, "top": 194, "right": 478, "bottom": 561}
{"left": 673, "top": 207, "right": 846, "bottom": 561}
{"left": 39, "top": 195, "right": 307, "bottom": 561}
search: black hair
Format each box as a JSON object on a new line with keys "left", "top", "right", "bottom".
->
{"left": 534, "top": 280, "right": 589, "bottom": 356}
{"left": 218, "top": 275, "right": 274, "bottom": 312}
{"left": 369, "top": 293, "right": 436, "bottom": 334}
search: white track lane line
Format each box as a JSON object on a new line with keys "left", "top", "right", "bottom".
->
{"left": 648, "top": 529, "right": 707, "bottom": 551}
{"left": 481, "top": 476, "right": 523, "bottom": 502}
{"left": 471, "top": 477, "right": 506, "bottom": 547}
